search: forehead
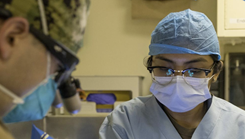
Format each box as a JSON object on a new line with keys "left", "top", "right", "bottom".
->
{"left": 152, "top": 54, "right": 214, "bottom": 64}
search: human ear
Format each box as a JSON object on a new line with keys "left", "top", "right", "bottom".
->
{"left": 0, "top": 17, "right": 29, "bottom": 60}
{"left": 212, "top": 61, "right": 223, "bottom": 82}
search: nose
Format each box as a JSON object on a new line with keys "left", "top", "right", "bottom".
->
{"left": 173, "top": 70, "right": 183, "bottom": 76}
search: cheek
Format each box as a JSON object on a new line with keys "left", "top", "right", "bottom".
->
{"left": 18, "top": 46, "right": 47, "bottom": 95}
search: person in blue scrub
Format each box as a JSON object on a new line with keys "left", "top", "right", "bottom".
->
{"left": 99, "top": 9, "right": 245, "bottom": 139}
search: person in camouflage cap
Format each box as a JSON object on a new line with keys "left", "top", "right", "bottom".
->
{"left": 0, "top": 0, "right": 90, "bottom": 138}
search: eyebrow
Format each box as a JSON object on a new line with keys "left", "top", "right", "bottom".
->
{"left": 184, "top": 58, "right": 208, "bottom": 64}
{"left": 155, "top": 56, "right": 209, "bottom": 64}
{"left": 155, "top": 56, "right": 174, "bottom": 63}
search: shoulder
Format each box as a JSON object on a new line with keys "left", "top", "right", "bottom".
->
{"left": 213, "top": 96, "right": 245, "bottom": 118}
{"left": 103, "top": 95, "right": 154, "bottom": 124}
{"left": 209, "top": 96, "right": 245, "bottom": 138}
{"left": 112, "top": 95, "right": 153, "bottom": 116}
{"left": 99, "top": 95, "right": 154, "bottom": 138}
{"left": 115, "top": 95, "right": 154, "bottom": 114}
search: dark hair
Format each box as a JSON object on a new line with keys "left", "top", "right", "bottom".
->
{"left": 146, "top": 55, "right": 222, "bottom": 75}
{"left": 210, "top": 55, "right": 223, "bottom": 74}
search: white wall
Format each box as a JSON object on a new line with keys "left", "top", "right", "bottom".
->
{"left": 72, "top": 0, "right": 161, "bottom": 96}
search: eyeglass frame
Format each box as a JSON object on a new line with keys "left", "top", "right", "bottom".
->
{"left": 147, "top": 62, "right": 216, "bottom": 86}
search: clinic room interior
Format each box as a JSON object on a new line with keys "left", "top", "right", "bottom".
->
{"left": 4, "top": 0, "right": 245, "bottom": 139}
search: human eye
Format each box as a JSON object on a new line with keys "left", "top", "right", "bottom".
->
{"left": 155, "top": 67, "right": 172, "bottom": 76}
{"left": 186, "top": 69, "right": 205, "bottom": 78}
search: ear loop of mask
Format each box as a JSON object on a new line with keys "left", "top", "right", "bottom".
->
{"left": 0, "top": 85, "right": 24, "bottom": 104}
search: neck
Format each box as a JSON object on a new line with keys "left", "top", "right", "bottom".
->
{"left": 164, "top": 102, "right": 207, "bottom": 129}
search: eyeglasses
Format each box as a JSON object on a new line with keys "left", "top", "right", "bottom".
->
{"left": 0, "top": 7, "right": 79, "bottom": 86}
{"left": 147, "top": 63, "right": 215, "bottom": 86}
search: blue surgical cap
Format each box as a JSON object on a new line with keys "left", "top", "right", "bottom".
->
{"left": 149, "top": 9, "right": 221, "bottom": 60}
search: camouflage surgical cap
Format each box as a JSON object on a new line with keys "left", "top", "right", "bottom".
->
{"left": 0, "top": 0, "right": 90, "bottom": 53}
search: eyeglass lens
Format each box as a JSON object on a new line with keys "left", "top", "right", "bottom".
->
{"left": 152, "top": 68, "right": 208, "bottom": 86}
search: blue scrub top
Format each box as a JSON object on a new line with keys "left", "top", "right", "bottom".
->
{"left": 99, "top": 95, "right": 245, "bottom": 139}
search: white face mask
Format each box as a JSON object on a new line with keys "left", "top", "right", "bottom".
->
{"left": 0, "top": 51, "right": 51, "bottom": 104}
{"left": 150, "top": 76, "right": 212, "bottom": 113}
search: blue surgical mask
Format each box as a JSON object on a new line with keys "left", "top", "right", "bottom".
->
{"left": 2, "top": 52, "right": 59, "bottom": 123}
{"left": 3, "top": 77, "right": 57, "bottom": 123}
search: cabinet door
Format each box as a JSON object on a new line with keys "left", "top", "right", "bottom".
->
{"left": 225, "top": 0, "right": 245, "bottom": 30}
{"left": 217, "top": 0, "right": 245, "bottom": 36}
